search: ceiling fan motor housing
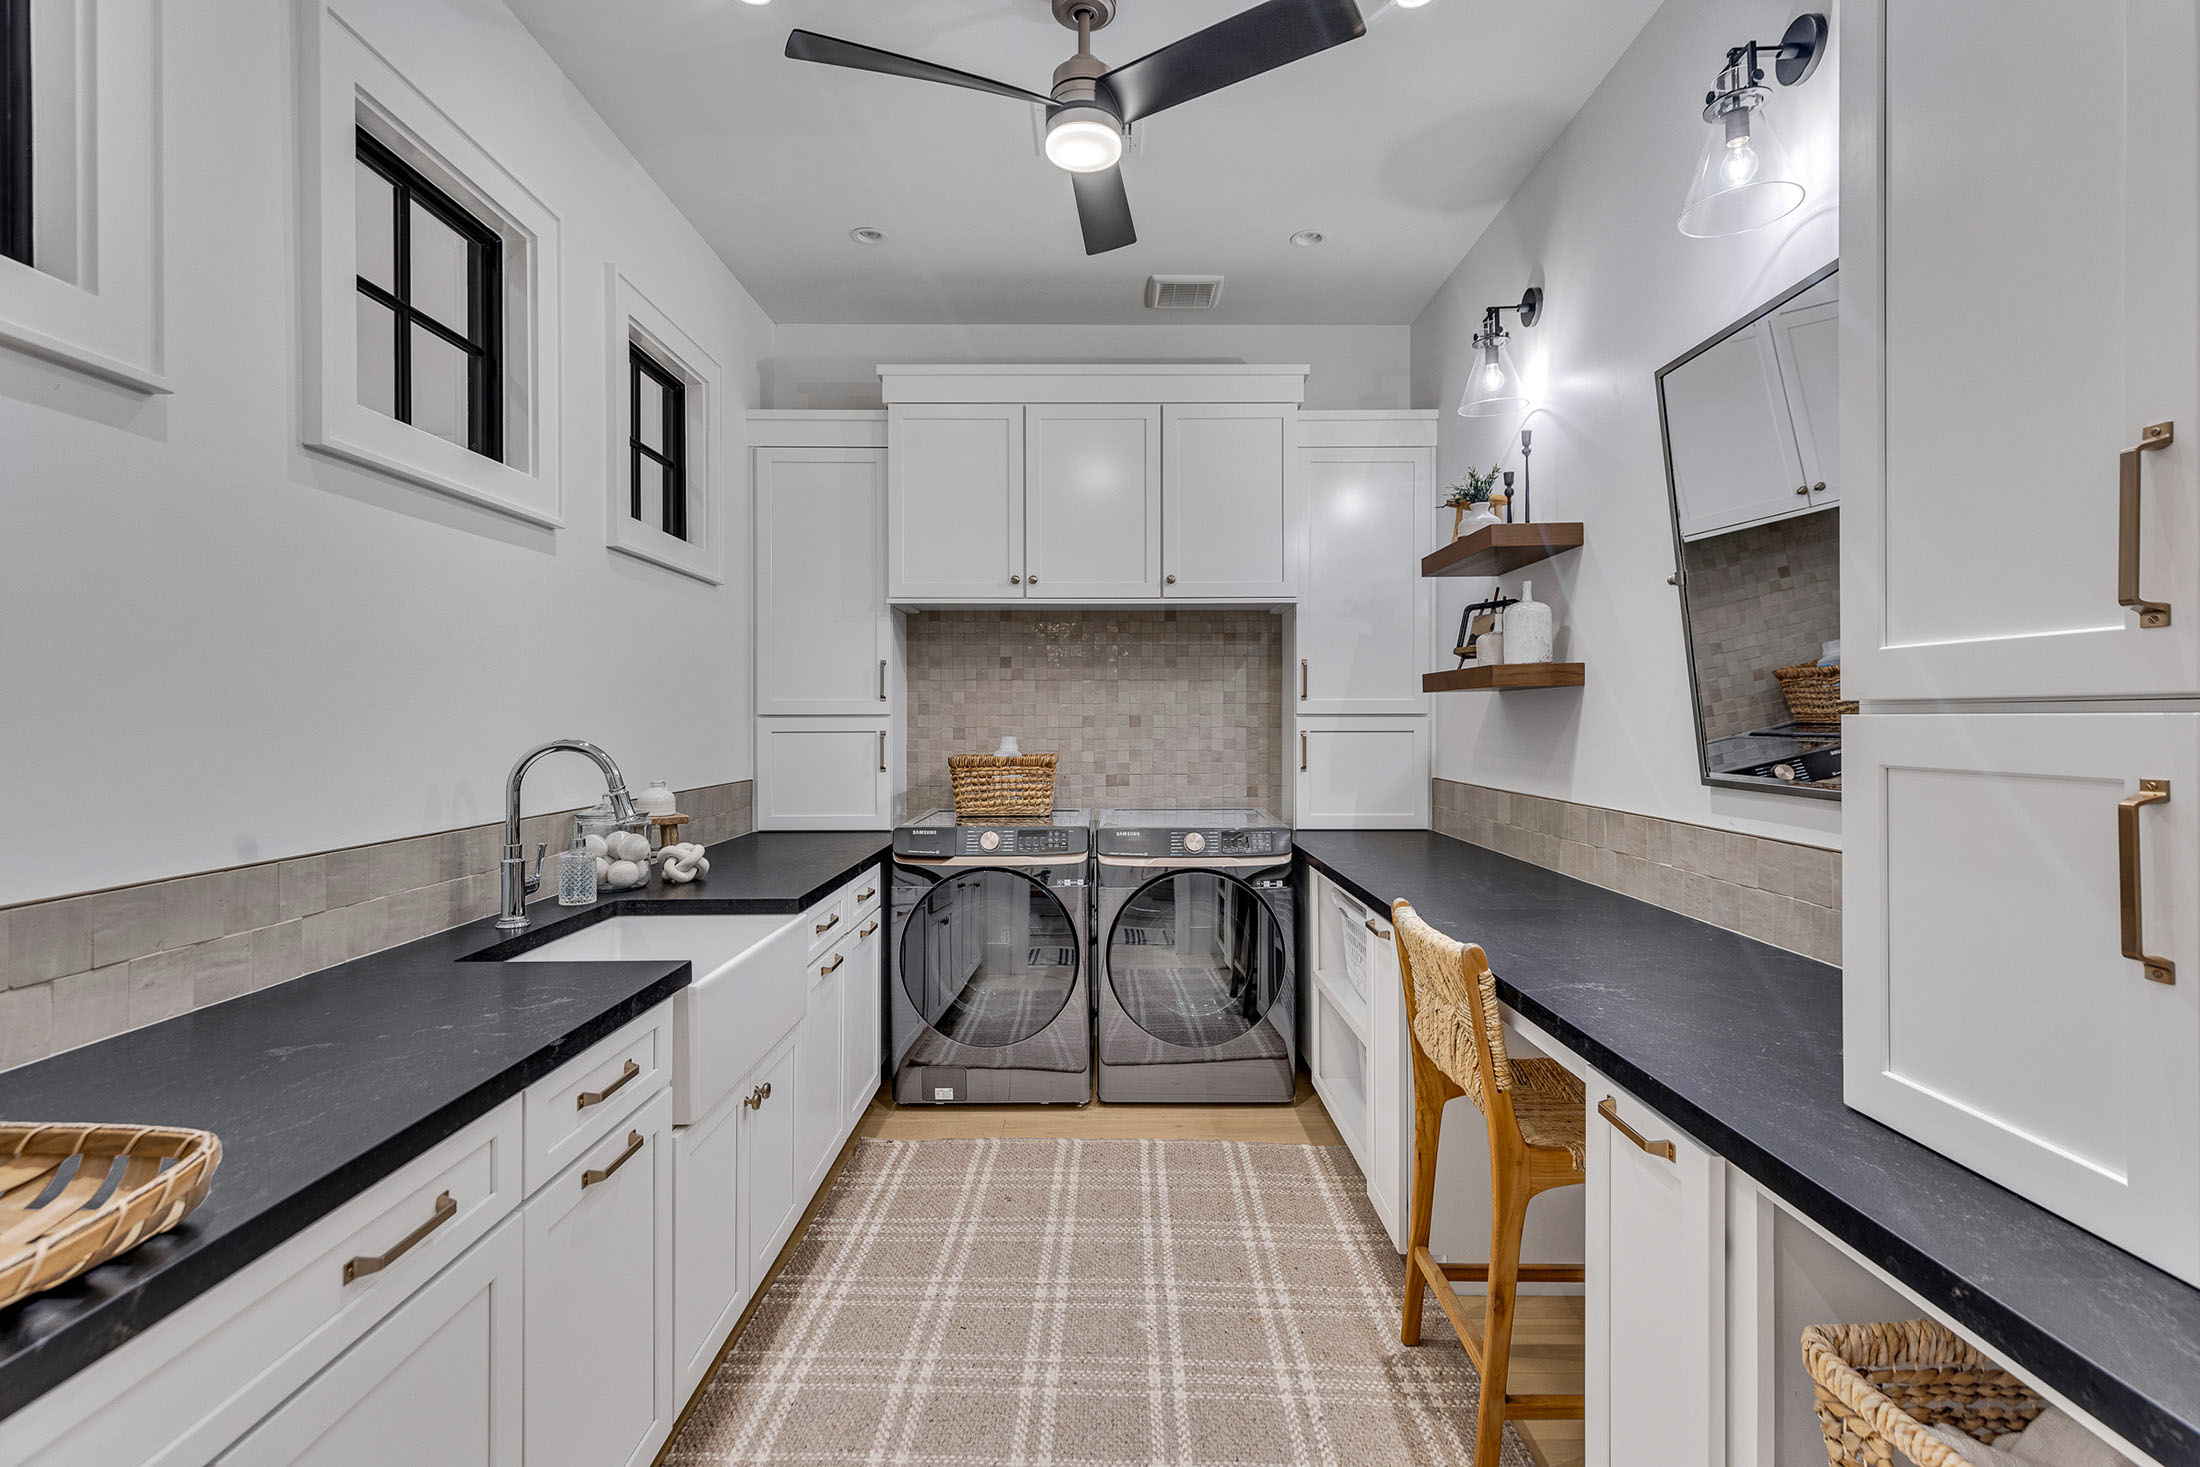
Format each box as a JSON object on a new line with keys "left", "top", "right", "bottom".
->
{"left": 1050, "top": 0, "right": 1118, "bottom": 31}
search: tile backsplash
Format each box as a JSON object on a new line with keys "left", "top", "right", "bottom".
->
{"left": 905, "top": 609, "right": 1283, "bottom": 817}
{"left": 1433, "top": 778, "right": 1840, "bottom": 965}
{"left": 0, "top": 780, "right": 754, "bottom": 1071}
{"left": 1683, "top": 509, "right": 1840, "bottom": 741}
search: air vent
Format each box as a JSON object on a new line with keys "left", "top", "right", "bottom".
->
{"left": 1145, "top": 275, "right": 1224, "bottom": 311}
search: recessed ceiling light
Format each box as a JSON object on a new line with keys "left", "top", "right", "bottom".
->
{"left": 1290, "top": 230, "right": 1325, "bottom": 247}
{"left": 738, "top": 0, "right": 771, "bottom": 7}
{"left": 1395, "top": 0, "right": 1434, "bottom": 8}
{"left": 850, "top": 227, "right": 889, "bottom": 245}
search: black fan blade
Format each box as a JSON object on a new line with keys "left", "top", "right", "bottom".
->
{"left": 1071, "top": 166, "right": 1137, "bottom": 255}
{"left": 784, "top": 30, "right": 1054, "bottom": 107}
{"left": 1098, "top": 0, "right": 1366, "bottom": 123}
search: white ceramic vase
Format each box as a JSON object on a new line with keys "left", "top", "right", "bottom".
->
{"left": 1504, "top": 580, "right": 1554, "bottom": 664}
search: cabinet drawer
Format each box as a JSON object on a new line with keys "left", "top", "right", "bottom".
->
{"left": 523, "top": 1004, "right": 671, "bottom": 1195}
{"left": 805, "top": 888, "right": 851, "bottom": 959}
{"left": 848, "top": 867, "right": 882, "bottom": 924}
{"left": 0, "top": 1100, "right": 522, "bottom": 1467}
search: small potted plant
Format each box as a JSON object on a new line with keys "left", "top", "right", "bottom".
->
{"left": 1444, "top": 465, "right": 1503, "bottom": 541}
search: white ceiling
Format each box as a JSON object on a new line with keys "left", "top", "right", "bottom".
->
{"left": 506, "top": 0, "right": 1659, "bottom": 326}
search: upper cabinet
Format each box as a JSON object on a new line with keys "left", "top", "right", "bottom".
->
{"left": 1025, "top": 403, "right": 1162, "bottom": 598}
{"left": 755, "top": 442, "right": 889, "bottom": 716}
{"left": 1296, "top": 416, "right": 1434, "bottom": 715}
{"left": 1845, "top": 0, "right": 2200, "bottom": 699}
{"left": 879, "top": 365, "right": 1306, "bottom": 604}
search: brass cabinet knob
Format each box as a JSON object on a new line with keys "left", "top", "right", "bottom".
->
{"left": 1010, "top": 574, "right": 1022, "bottom": 584}
{"left": 1165, "top": 573, "right": 1177, "bottom": 584}
{"left": 1794, "top": 484, "right": 1810, "bottom": 496}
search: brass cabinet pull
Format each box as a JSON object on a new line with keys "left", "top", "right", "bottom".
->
{"left": 878, "top": 731, "right": 887, "bottom": 773}
{"left": 743, "top": 1082, "right": 773, "bottom": 1110}
{"left": 1300, "top": 731, "right": 1308, "bottom": 772}
{"left": 1598, "top": 1098, "right": 1677, "bottom": 1161}
{"left": 858, "top": 886, "right": 876, "bottom": 902}
{"left": 879, "top": 659, "right": 887, "bottom": 701}
{"left": 582, "top": 1130, "right": 644, "bottom": 1189}
{"left": 1363, "top": 917, "right": 1389, "bottom": 940}
{"left": 816, "top": 911, "right": 840, "bottom": 936}
{"left": 821, "top": 953, "right": 845, "bottom": 977}
{"left": 860, "top": 920, "right": 879, "bottom": 939}
{"left": 344, "top": 1191, "right": 456, "bottom": 1284}
{"left": 576, "top": 1058, "right": 640, "bottom": 1111}
{"left": 1300, "top": 659, "right": 1309, "bottom": 699}
{"left": 2119, "top": 780, "right": 2176, "bottom": 984}
{"left": 2119, "top": 421, "right": 2175, "bottom": 628}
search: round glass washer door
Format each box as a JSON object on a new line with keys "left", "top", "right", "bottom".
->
{"left": 1106, "top": 871, "right": 1287, "bottom": 1050}
{"left": 898, "top": 867, "right": 1080, "bottom": 1049}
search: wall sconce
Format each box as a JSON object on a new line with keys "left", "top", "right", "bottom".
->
{"left": 1677, "top": 13, "right": 1826, "bottom": 239}
{"left": 1457, "top": 286, "right": 1542, "bottom": 418}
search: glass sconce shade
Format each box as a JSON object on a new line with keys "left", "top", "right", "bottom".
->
{"left": 1459, "top": 332, "right": 1527, "bottom": 417}
{"left": 1678, "top": 93, "right": 1805, "bottom": 237}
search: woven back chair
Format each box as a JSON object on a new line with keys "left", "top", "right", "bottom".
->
{"left": 1391, "top": 901, "right": 1586, "bottom": 1466}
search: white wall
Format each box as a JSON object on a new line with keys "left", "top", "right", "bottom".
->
{"left": 764, "top": 323, "right": 1410, "bottom": 411}
{"left": 1410, "top": 0, "right": 1841, "bottom": 849}
{"left": 0, "top": 0, "right": 774, "bottom": 906}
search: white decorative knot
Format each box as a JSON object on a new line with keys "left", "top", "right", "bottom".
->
{"left": 659, "top": 843, "right": 711, "bottom": 884}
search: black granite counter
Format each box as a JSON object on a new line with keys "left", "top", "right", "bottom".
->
{"left": 0, "top": 830, "right": 889, "bottom": 1419}
{"left": 1295, "top": 829, "right": 2200, "bottom": 1465}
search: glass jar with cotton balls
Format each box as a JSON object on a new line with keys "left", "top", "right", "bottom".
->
{"left": 576, "top": 796, "right": 655, "bottom": 891}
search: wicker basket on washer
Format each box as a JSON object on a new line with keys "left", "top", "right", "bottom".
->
{"left": 1774, "top": 662, "right": 1858, "bottom": 724}
{"left": 0, "top": 1122, "right": 222, "bottom": 1309}
{"left": 947, "top": 753, "right": 1058, "bottom": 818}
{"left": 1802, "top": 1319, "right": 2045, "bottom": 1466}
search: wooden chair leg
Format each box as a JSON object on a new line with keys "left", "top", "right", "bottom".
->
{"left": 1472, "top": 1171, "right": 1529, "bottom": 1467}
{"left": 1400, "top": 1086, "right": 1444, "bottom": 1346}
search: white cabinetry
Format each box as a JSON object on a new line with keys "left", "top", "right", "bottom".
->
{"left": 672, "top": 1085, "right": 744, "bottom": 1403}
{"left": 740, "top": 1035, "right": 802, "bottom": 1292}
{"left": 755, "top": 718, "right": 892, "bottom": 830}
{"left": 755, "top": 446, "right": 890, "bottom": 716}
{"left": 1162, "top": 404, "right": 1298, "bottom": 597}
{"left": 1293, "top": 717, "right": 1430, "bottom": 829}
{"left": 889, "top": 403, "right": 1025, "bottom": 599}
{"left": 1844, "top": 712, "right": 2200, "bottom": 1283}
{"left": 797, "top": 933, "right": 849, "bottom": 1192}
{"left": 844, "top": 904, "right": 885, "bottom": 1130}
{"left": 1769, "top": 294, "right": 1838, "bottom": 512}
{"left": 523, "top": 1087, "right": 674, "bottom": 1467}
{"left": 1296, "top": 442, "right": 1431, "bottom": 714}
{"left": 1025, "top": 403, "right": 1161, "bottom": 597}
{"left": 1845, "top": 1, "right": 2200, "bottom": 700}
{"left": 214, "top": 1214, "right": 524, "bottom": 1467}
{"left": 1586, "top": 1080, "right": 1725, "bottom": 1467}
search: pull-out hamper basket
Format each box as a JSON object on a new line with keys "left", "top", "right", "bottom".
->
{"left": 1802, "top": 1319, "right": 2044, "bottom": 1466}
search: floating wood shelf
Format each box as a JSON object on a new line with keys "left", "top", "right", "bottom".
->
{"left": 1422, "top": 663, "right": 1586, "bottom": 693}
{"left": 1421, "top": 522, "right": 1585, "bottom": 578}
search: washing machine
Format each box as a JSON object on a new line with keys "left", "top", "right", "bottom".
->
{"left": 1094, "top": 808, "right": 1296, "bottom": 1103}
{"left": 888, "top": 809, "right": 1092, "bottom": 1105}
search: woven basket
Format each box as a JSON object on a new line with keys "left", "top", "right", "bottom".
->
{"left": 947, "top": 753, "right": 1058, "bottom": 817}
{"left": 1774, "top": 662, "right": 1858, "bottom": 724}
{"left": 0, "top": 1123, "right": 222, "bottom": 1309}
{"left": 1803, "top": 1319, "right": 2044, "bottom": 1466}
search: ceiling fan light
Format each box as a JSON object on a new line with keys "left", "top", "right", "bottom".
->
{"left": 1045, "top": 106, "right": 1125, "bottom": 173}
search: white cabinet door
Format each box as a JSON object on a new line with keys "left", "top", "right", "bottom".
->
{"left": 1665, "top": 322, "right": 1808, "bottom": 540}
{"left": 755, "top": 447, "right": 889, "bottom": 716}
{"left": 755, "top": 718, "right": 891, "bottom": 830}
{"left": 797, "top": 936, "right": 848, "bottom": 1192}
{"left": 1298, "top": 448, "right": 1430, "bottom": 714}
{"left": 524, "top": 1088, "right": 674, "bottom": 1467}
{"left": 1026, "top": 403, "right": 1162, "bottom": 598}
{"left": 1163, "top": 404, "right": 1297, "bottom": 597}
{"left": 1844, "top": 712, "right": 2200, "bottom": 1283}
{"left": 215, "top": 1215, "right": 522, "bottom": 1467}
{"left": 889, "top": 404, "right": 1024, "bottom": 599}
{"left": 741, "top": 1035, "right": 802, "bottom": 1290}
{"left": 1769, "top": 297, "right": 1838, "bottom": 510}
{"left": 1586, "top": 1081, "right": 1724, "bottom": 1467}
{"left": 1293, "top": 717, "right": 1430, "bottom": 829}
{"left": 1847, "top": 1, "right": 2200, "bottom": 698}
{"left": 843, "top": 905, "right": 885, "bottom": 1131}
{"left": 672, "top": 1093, "right": 744, "bottom": 1404}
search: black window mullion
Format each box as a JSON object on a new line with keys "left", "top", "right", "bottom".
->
{"left": 626, "top": 345, "right": 691, "bottom": 542}
{"left": 0, "top": 0, "right": 30, "bottom": 268}
{"left": 630, "top": 349, "right": 644, "bottom": 522}
{"left": 664, "top": 377, "right": 686, "bottom": 540}
{"left": 392, "top": 164, "right": 412, "bottom": 426}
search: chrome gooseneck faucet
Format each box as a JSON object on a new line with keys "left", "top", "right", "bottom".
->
{"left": 498, "top": 740, "right": 639, "bottom": 931}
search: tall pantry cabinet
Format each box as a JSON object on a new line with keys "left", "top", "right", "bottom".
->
{"left": 1841, "top": 0, "right": 2200, "bottom": 1284}
{"left": 752, "top": 412, "right": 902, "bottom": 829}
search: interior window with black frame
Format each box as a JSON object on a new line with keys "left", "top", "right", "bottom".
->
{"left": 0, "top": 0, "right": 30, "bottom": 267}
{"left": 629, "top": 343, "right": 687, "bottom": 540}
{"left": 354, "top": 127, "right": 502, "bottom": 459}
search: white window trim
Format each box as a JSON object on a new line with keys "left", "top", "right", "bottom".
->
{"left": 606, "top": 267, "right": 723, "bottom": 584}
{"left": 0, "top": 1, "right": 165, "bottom": 394}
{"left": 299, "top": 1, "right": 562, "bottom": 527}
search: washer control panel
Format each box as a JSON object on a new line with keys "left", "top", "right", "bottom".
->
{"left": 893, "top": 809, "right": 1091, "bottom": 860}
{"left": 1094, "top": 811, "right": 1292, "bottom": 860}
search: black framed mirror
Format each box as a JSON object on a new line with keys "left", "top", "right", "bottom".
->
{"left": 1656, "top": 260, "right": 1842, "bottom": 800}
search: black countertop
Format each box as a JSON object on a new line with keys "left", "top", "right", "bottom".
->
{"left": 0, "top": 830, "right": 890, "bottom": 1419}
{"left": 1295, "top": 830, "right": 2200, "bottom": 1466}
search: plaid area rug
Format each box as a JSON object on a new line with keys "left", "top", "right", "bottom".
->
{"left": 667, "top": 1137, "right": 1533, "bottom": 1466}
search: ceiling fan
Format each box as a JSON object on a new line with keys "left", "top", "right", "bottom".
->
{"left": 785, "top": 0, "right": 1367, "bottom": 255}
